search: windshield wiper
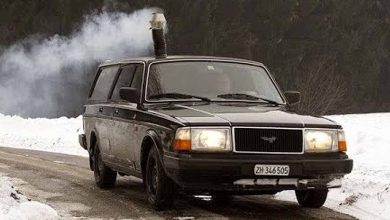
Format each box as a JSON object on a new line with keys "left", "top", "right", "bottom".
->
{"left": 149, "top": 93, "right": 211, "bottom": 102}
{"left": 217, "top": 93, "right": 283, "bottom": 105}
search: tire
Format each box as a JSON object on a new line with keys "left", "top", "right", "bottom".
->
{"left": 145, "top": 147, "right": 175, "bottom": 210}
{"left": 211, "top": 193, "right": 233, "bottom": 205}
{"left": 93, "top": 144, "right": 117, "bottom": 189}
{"left": 89, "top": 154, "right": 94, "bottom": 171}
{"left": 295, "top": 189, "right": 328, "bottom": 208}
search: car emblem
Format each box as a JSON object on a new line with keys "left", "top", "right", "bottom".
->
{"left": 261, "top": 136, "right": 277, "bottom": 144}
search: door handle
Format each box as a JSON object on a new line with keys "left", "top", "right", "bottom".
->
{"left": 114, "top": 109, "right": 119, "bottom": 114}
{"left": 98, "top": 107, "right": 103, "bottom": 113}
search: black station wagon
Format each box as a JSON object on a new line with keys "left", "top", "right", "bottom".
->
{"left": 79, "top": 55, "right": 353, "bottom": 210}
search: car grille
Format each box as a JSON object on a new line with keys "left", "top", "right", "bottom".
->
{"left": 233, "top": 127, "right": 303, "bottom": 154}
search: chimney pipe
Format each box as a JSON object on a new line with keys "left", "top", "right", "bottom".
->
{"left": 150, "top": 13, "right": 167, "bottom": 59}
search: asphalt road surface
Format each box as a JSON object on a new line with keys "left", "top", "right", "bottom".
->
{"left": 0, "top": 147, "right": 355, "bottom": 219}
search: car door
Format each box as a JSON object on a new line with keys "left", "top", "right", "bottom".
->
{"left": 87, "top": 65, "right": 119, "bottom": 163}
{"left": 109, "top": 62, "right": 144, "bottom": 172}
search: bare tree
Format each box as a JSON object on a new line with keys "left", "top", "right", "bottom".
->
{"left": 293, "top": 56, "right": 346, "bottom": 115}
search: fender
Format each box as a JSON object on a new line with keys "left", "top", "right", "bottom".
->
{"left": 144, "top": 129, "right": 170, "bottom": 175}
{"left": 87, "top": 128, "right": 100, "bottom": 171}
{"left": 88, "top": 128, "right": 100, "bottom": 154}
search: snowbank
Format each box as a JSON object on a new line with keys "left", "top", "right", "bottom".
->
{"left": 0, "top": 175, "right": 58, "bottom": 220}
{"left": 0, "top": 113, "right": 389, "bottom": 219}
{"left": 0, "top": 114, "right": 87, "bottom": 157}
{"left": 276, "top": 113, "right": 390, "bottom": 220}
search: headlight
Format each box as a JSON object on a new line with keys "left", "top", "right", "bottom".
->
{"left": 304, "top": 129, "right": 337, "bottom": 152}
{"left": 304, "top": 129, "right": 347, "bottom": 152}
{"left": 174, "top": 127, "right": 231, "bottom": 152}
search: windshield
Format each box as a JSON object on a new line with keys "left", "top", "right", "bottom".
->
{"left": 146, "top": 61, "right": 284, "bottom": 103}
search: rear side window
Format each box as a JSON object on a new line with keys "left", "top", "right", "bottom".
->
{"left": 90, "top": 66, "right": 119, "bottom": 101}
{"left": 111, "top": 65, "right": 137, "bottom": 101}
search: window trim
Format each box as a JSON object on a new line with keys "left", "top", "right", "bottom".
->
{"left": 143, "top": 59, "right": 287, "bottom": 104}
{"left": 108, "top": 61, "right": 146, "bottom": 104}
{"left": 109, "top": 64, "right": 137, "bottom": 101}
{"left": 88, "top": 67, "right": 102, "bottom": 98}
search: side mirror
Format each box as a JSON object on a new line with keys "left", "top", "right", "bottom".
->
{"left": 284, "top": 91, "right": 300, "bottom": 105}
{"left": 119, "top": 87, "right": 140, "bottom": 103}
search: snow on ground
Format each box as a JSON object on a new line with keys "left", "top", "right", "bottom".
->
{"left": 0, "top": 174, "right": 58, "bottom": 220}
{"left": 0, "top": 112, "right": 389, "bottom": 219}
{"left": 0, "top": 114, "right": 87, "bottom": 157}
{"left": 276, "top": 113, "right": 390, "bottom": 220}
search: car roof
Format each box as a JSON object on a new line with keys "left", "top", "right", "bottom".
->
{"left": 98, "top": 55, "right": 265, "bottom": 68}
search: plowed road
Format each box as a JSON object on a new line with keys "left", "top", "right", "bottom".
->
{"left": 0, "top": 147, "right": 355, "bottom": 219}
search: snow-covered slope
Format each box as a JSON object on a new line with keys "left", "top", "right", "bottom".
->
{"left": 324, "top": 113, "right": 390, "bottom": 219}
{"left": 0, "top": 113, "right": 389, "bottom": 219}
{"left": 276, "top": 113, "right": 390, "bottom": 220}
{"left": 0, "top": 114, "right": 87, "bottom": 157}
{"left": 0, "top": 175, "right": 58, "bottom": 220}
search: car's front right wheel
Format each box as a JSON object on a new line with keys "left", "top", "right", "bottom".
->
{"left": 211, "top": 193, "right": 233, "bottom": 205}
{"left": 295, "top": 189, "right": 328, "bottom": 208}
{"left": 145, "top": 147, "right": 176, "bottom": 210}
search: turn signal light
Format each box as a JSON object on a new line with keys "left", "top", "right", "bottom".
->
{"left": 338, "top": 140, "right": 347, "bottom": 152}
{"left": 338, "top": 130, "right": 347, "bottom": 152}
{"left": 174, "top": 139, "right": 191, "bottom": 151}
{"left": 173, "top": 128, "right": 191, "bottom": 151}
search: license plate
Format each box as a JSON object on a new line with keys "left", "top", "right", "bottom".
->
{"left": 254, "top": 164, "right": 290, "bottom": 176}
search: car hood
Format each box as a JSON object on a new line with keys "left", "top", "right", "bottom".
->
{"left": 150, "top": 103, "right": 340, "bottom": 128}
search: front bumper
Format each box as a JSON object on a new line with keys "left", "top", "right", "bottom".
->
{"left": 163, "top": 152, "right": 353, "bottom": 193}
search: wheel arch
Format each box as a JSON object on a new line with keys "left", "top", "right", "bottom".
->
{"left": 89, "top": 130, "right": 98, "bottom": 154}
{"left": 88, "top": 130, "right": 98, "bottom": 171}
{"left": 140, "top": 130, "right": 167, "bottom": 183}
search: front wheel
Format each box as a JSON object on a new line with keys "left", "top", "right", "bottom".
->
{"left": 211, "top": 193, "right": 233, "bottom": 205}
{"left": 295, "top": 189, "right": 328, "bottom": 208}
{"left": 93, "top": 144, "right": 117, "bottom": 188}
{"left": 145, "top": 147, "right": 176, "bottom": 210}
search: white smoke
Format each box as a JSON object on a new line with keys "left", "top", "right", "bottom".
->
{"left": 0, "top": 8, "right": 156, "bottom": 118}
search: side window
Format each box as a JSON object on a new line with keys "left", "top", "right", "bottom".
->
{"left": 131, "top": 64, "right": 144, "bottom": 90}
{"left": 90, "top": 66, "right": 119, "bottom": 101}
{"left": 111, "top": 65, "right": 137, "bottom": 101}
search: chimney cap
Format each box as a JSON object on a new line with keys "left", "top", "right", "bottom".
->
{"left": 150, "top": 13, "right": 166, "bottom": 30}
